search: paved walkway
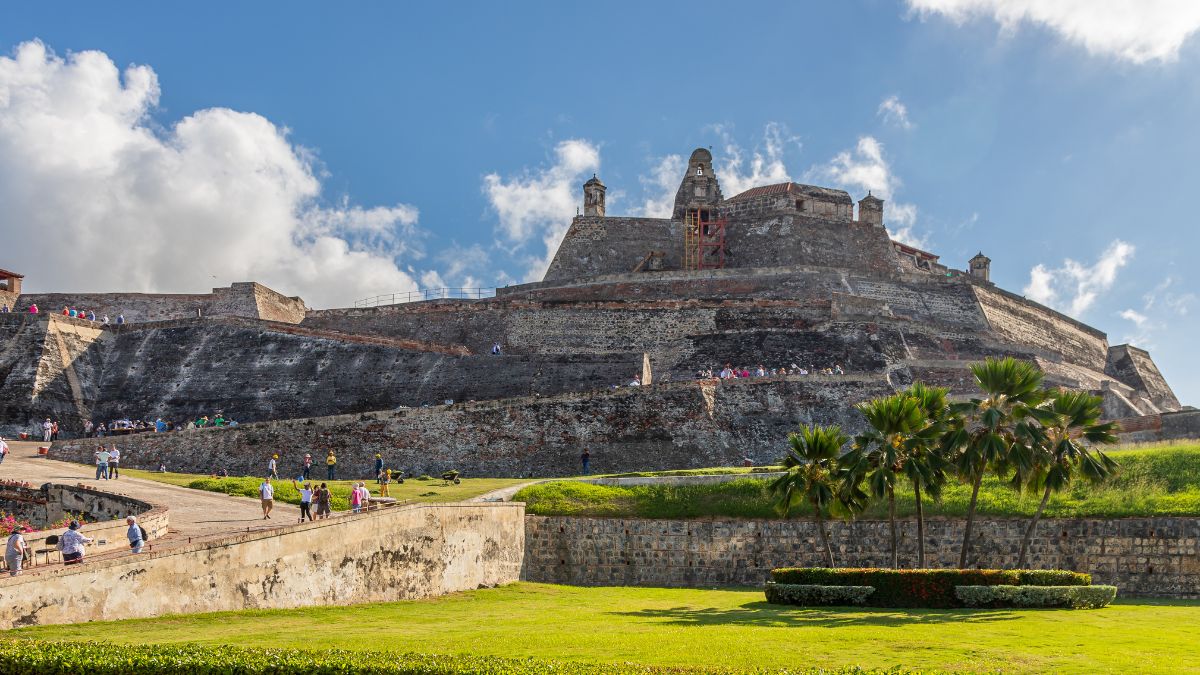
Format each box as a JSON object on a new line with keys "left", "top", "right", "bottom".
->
{"left": 1, "top": 440, "right": 288, "bottom": 542}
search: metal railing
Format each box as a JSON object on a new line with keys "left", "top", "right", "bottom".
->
{"left": 354, "top": 288, "right": 497, "bottom": 308}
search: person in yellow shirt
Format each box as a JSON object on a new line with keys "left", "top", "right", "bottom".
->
{"left": 326, "top": 451, "right": 337, "bottom": 480}
{"left": 380, "top": 468, "right": 392, "bottom": 497}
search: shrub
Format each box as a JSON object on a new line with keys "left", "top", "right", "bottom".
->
{"left": 0, "top": 640, "right": 906, "bottom": 674}
{"left": 764, "top": 583, "right": 875, "bottom": 606}
{"left": 1015, "top": 569, "right": 1091, "bottom": 586}
{"left": 767, "top": 568, "right": 1096, "bottom": 608}
{"left": 955, "top": 585, "right": 1117, "bottom": 609}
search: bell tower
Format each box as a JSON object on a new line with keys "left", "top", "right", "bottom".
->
{"left": 969, "top": 252, "right": 991, "bottom": 282}
{"left": 671, "top": 148, "right": 723, "bottom": 220}
{"left": 582, "top": 175, "right": 606, "bottom": 217}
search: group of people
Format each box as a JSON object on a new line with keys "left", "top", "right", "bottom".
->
{"left": 696, "top": 363, "right": 846, "bottom": 379}
{"left": 269, "top": 451, "right": 338, "bottom": 481}
{"left": 4, "top": 515, "right": 147, "bottom": 576}
{"left": 79, "top": 414, "right": 240, "bottom": 439}
{"left": 57, "top": 307, "right": 125, "bottom": 325}
{"left": 92, "top": 444, "right": 122, "bottom": 479}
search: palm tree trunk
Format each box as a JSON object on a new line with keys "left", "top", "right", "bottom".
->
{"left": 888, "top": 487, "right": 898, "bottom": 569}
{"left": 815, "top": 509, "right": 835, "bottom": 568}
{"left": 958, "top": 474, "right": 983, "bottom": 569}
{"left": 914, "top": 482, "right": 925, "bottom": 569}
{"left": 1017, "top": 485, "right": 1052, "bottom": 569}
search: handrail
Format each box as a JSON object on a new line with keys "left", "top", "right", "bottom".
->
{"left": 353, "top": 288, "right": 497, "bottom": 308}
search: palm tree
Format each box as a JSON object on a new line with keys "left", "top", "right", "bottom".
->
{"left": 1014, "top": 390, "right": 1119, "bottom": 569}
{"left": 944, "top": 357, "right": 1047, "bottom": 568}
{"left": 846, "top": 393, "right": 926, "bottom": 568}
{"left": 901, "top": 382, "right": 953, "bottom": 568}
{"left": 768, "top": 424, "right": 866, "bottom": 567}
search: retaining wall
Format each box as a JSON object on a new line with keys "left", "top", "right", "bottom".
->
{"left": 523, "top": 515, "right": 1200, "bottom": 598}
{"left": 0, "top": 501, "right": 523, "bottom": 628}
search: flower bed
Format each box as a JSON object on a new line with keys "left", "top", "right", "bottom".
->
{"left": 765, "top": 568, "right": 1102, "bottom": 609}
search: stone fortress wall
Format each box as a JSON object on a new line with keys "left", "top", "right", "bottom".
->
{"left": 18, "top": 281, "right": 307, "bottom": 324}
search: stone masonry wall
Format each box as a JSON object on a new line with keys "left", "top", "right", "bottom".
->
{"left": 523, "top": 515, "right": 1200, "bottom": 598}
{"left": 18, "top": 281, "right": 305, "bottom": 324}
{"left": 49, "top": 376, "right": 896, "bottom": 478}
{"left": 973, "top": 284, "right": 1109, "bottom": 368}
{"left": 1106, "top": 344, "right": 1181, "bottom": 412}
{"left": 0, "top": 501, "right": 523, "bottom": 628}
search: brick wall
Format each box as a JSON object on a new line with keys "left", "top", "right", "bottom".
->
{"left": 523, "top": 515, "right": 1200, "bottom": 598}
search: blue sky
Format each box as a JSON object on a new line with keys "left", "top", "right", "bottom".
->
{"left": 1, "top": 1, "right": 1198, "bottom": 403}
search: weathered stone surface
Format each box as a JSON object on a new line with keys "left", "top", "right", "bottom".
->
{"left": 523, "top": 515, "right": 1200, "bottom": 598}
{"left": 18, "top": 281, "right": 306, "bottom": 324}
{"left": 0, "top": 501, "right": 523, "bottom": 628}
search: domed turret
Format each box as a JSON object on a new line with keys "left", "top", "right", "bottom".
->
{"left": 582, "top": 174, "right": 606, "bottom": 217}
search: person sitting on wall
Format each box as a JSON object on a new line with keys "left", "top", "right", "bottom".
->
{"left": 116, "top": 314, "right": 125, "bottom": 325}
{"left": 491, "top": 342, "right": 502, "bottom": 355}
{"left": 127, "top": 516, "right": 146, "bottom": 554}
{"left": 28, "top": 303, "right": 37, "bottom": 314}
{"left": 101, "top": 315, "right": 109, "bottom": 324}
{"left": 628, "top": 374, "right": 641, "bottom": 387}
{"left": 57, "top": 521, "right": 93, "bottom": 565}
{"left": 1, "top": 305, "right": 8, "bottom": 313}
{"left": 87, "top": 310, "right": 96, "bottom": 321}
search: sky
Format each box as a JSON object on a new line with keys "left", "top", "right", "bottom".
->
{"left": 1, "top": 1, "right": 1198, "bottom": 403}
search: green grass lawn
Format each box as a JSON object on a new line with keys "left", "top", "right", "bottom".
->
{"left": 120, "top": 468, "right": 526, "bottom": 511}
{"left": 11, "top": 583, "right": 1199, "bottom": 674}
{"left": 519, "top": 443, "right": 1200, "bottom": 519}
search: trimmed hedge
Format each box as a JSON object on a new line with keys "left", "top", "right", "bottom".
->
{"left": 956, "top": 585, "right": 1117, "bottom": 609}
{"left": 767, "top": 568, "right": 1093, "bottom": 609}
{"left": 0, "top": 640, "right": 914, "bottom": 675}
{"left": 764, "top": 583, "right": 875, "bottom": 607}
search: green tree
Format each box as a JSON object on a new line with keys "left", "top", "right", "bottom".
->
{"left": 1015, "top": 390, "right": 1119, "bottom": 568}
{"left": 846, "top": 393, "right": 926, "bottom": 568}
{"left": 768, "top": 424, "right": 866, "bottom": 567}
{"left": 901, "top": 382, "right": 954, "bottom": 568}
{"left": 942, "top": 357, "right": 1047, "bottom": 568}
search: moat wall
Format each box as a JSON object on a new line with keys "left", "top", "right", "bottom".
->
{"left": 0, "top": 501, "right": 523, "bottom": 628}
{"left": 522, "top": 515, "right": 1200, "bottom": 598}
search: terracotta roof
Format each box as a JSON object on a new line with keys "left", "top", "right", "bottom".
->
{"left": 726, "top": 182, "right": 853, "bottom": 204}
{"left": 0, "top": 268, "right": 24, "bottom": 279}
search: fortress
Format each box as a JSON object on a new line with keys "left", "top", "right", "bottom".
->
{"left": 4, "top": 148, "right": 1193, "bottom": 476}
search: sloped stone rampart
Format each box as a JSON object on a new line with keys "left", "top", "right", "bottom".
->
{"left": 0, "top": 501, "right": 522, "bottom": 628}
{"left": 522, "top": 515, "right": 1200, "bottom": 598}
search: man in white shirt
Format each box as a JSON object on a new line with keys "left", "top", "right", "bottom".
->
{"left": 42, "top": 419, "right": 52, "bottom": 443}
{"left": 259, "top": 477, "right": 274, "bottom": 519}
{"left": 107, "top": 445, "right": 121, "bottom": 479}
{"left": 5, "top": 527, "right": 27, "bottom": 576}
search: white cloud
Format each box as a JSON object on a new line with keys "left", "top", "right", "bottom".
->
{"left": 1119, "top": 308, "right": 1160, "bottom": 347}
{"left": 709, "top": 122, "right": 798, "bottom": 198}
{"left": 482, "top": 138, "right": 600, "bottom": 281}
{"left": 808, "top": 136, "right": 926, "bottom": 248}
{"left": 878, "top": 96, "right": 914, "bottom": 130}
{"left": 632, "top": 153, "right": 684, "bottom": 218}
{"left": 906, "top": 0, "right": 1200, "bottom": 64}
{"left": 1143, "top": 276, "right": 1195, "bottom": 316}
{"left": 1023, "top": 239, "right": 1135, "bottom": 317}
{"left": 0, "top": 40, "right": 426, "bottom": 309}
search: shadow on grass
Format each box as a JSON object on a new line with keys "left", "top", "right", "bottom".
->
{"left": 612, "top": 601, "right": 1020, "bottom": 627}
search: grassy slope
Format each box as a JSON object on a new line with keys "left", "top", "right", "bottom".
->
{"left": 120, "top": 468, "right": 526, "bottom": 511}
{"left": 518, "top": 444, "right": 1200, "bottom": 519}
{"left": 12, "top": 583, "right": 1200, "bottom": 674}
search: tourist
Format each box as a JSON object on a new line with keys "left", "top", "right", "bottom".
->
{"left": 41, "top": 418, "right": 52, "bottom": 443}
{"left": 834, "top": 364, "right": 845, "bottom": 375}
{"left": 67, "top": 307, "right": 75, "bottom": 318}
{"left": 95, "top": 445, "right": 111, "bottom": 480}
{"left": 157, "top": 457, "right": 167, "bottom": 472}
{"left": 101, "top": 315, "right": 109, "bottom": 325}
{"left": 0, "top": 436, "right": 8, "bottom": 466}
{"left": 326, "top": 451, "right": 337, "bottom": 480}
{"left": 107, "top": 444, "right": 120, "bottom": 479}
{"left": 379, "top": 468, "right": 392, "bottom": 497}
{"left": 28, "top": 303, "right": 37, "bottom": 314}
{"left": 293, "top": 480, "right": 314, "bottom": 523}
{"left": 58, "top": 521, "right": 92, "bottom": 565}
{"left": 116, "top": 314, "right": 125, "bottom": 325}
{"left": 83, "top": 420, "right": 94, "bottom": 436}
{"left": 491, "top": 342, "right": 502, "bottom": 355}
{"left": 374, "top": 453, "right": 384, "bottom": 480}
{"left": 51, "top": 420, "right": 58, "bottom": 440}
{"left": 581, "top": 448, "right": 591, "bottom": 475}
{"left": 155, "top": 418, "right": 166, "bottom": 433}
{"left": 259, "top": 477, "right": 275, "bottom": 519}
{"left": 87, "top": 310, "right": 96, "bottom": 321}
{"left": 5, "top": 526, "right": 27, "bottom": 576}
{"left": 628, "top": 374, "right": 641, "bottom": 386}
{"left": 0, "top": 305, "right": 7, "bottom": 313}
{"left": 302, "top": 453, "right": 313, "bottom": 480}
{"left": 358, "top": 482, "right": 371, "bottom": 511}
{"left": 96, "top": 422, "right": 107, "bottom": 437}
{"left": 350, "top": 481, "right": 363, "bottom": 514}
{"left": 268, "top": 454, "right": 279, "bottom": 479}
{"left": 126, "top": 516, "right": 145, "bottom": 554}
{"left": 315, "top": 483, "right": 331, "bottom": 519}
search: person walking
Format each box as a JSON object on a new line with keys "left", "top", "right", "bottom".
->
{"left": 41, "top": 418, "right": 52, "bottom": 443}
{"left": 268, "top": 454, "right": 279, "bottom": 479}
{"left": 5, "top": 526, "right": 27, "bottom": 576}
{"left": 373, "top": 453, "right": 384, "bottom": 480}
{"left": 302, "top": 453, "right": 313, "bottom": 480}
{"left": 326, "top": 451, "right": 337, "bottom": 480}
{"left": 315, "top": 483, "right": 331, "bottom": 520}
{"left": 95, "top": 445, "right": 111, "bottom": 480}
{"left": 58, "top": 521, "right": 93, "bottom": 565}
{"left": 580, "top": 449, "right": 591, "bottom": 475}
{"left": 379, "top": 468, "right": 392, "bottom": 497}
{"left": 293, "top": 480, "right": 314, "bottom": 523}
{"left": 107, "top": 444, "right": 120, "bottom": 479}
{"left": 259, "top": 477, "right": 275, "bottom": 519}
{"left": 126, "top": 516, "right": 145, "bottom": 554}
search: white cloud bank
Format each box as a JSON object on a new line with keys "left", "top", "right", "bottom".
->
{"left": 0, "top": 40, "right": 429, "bottom": 309}
{"left": 1023, "top": 239, "right": 1134, "bottom": 317}
{"left": 808, "top": 136, "right": 925, "bottom": 247}
{"left": 906, "top": 0, "right": 1200, "bottom": 64}
{"left": 483, "top": 139, "right": 600, "bottom": 281}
